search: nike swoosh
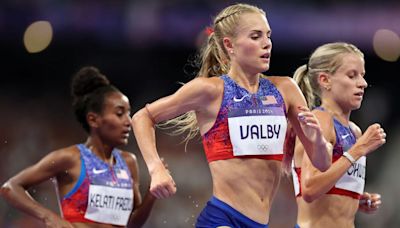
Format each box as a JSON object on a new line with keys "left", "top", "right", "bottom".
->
{"left": 93, "top": 168, "right": 107, "bottom": 174}
{"left": 341, "top": 134, "right": 350, "bottom": 139}
{"left": 233, "top": 94, "right": 249, "bottom": 102}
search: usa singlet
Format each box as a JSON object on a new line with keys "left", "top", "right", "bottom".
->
{"left": 61, "top": 144, "right": 134, "bottom": 225}
{"left": 202, "top": 75, "right": 287, "bottom": 162}
{"left": 292, "top": 107, "right": 366, "bottom": 199}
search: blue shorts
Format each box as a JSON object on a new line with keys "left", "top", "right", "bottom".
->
{"left": 196, "top": 196, "right": 269, "bottom": 228}
{"left": 294, "top": 225, "right": 300, "bottom": 228}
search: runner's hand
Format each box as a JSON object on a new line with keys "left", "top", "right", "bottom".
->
{"left": 149, "top": 161, "right": 176, "bottom": 199}
{"left": 359, "top": 192, "right": 381, "bottom": 214}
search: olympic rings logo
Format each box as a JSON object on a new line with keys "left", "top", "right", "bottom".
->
{"left": 257, "top": 144, "right": 269, "bottom": 152}
{"left": 111, "top": 214, "right": 121, "bottom": 221}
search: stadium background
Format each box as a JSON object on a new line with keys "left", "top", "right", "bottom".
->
{"left": 1, "top": 0, "right": 399, "bottom": 227}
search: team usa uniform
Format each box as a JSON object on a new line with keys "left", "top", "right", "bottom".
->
{"left": 292, "top": 107, "right": 366, "bottom": 200}
{"left": 61, "top": 144, "right": 134, "bottom": 226}
{"left": 197, "top": 75, "right": 287, "bottom": 228}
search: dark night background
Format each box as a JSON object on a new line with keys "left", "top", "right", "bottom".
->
{"left": 1, "top": 1, "right": 399, "bottom": 227}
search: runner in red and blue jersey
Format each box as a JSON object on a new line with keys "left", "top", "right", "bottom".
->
{"left": 132, "top": 4, "right": 333, "bottom": 228}
{"left": 1, "top": 66, "right": 159, "bottom": 228}
{"left": 291, "top": 42, "right": 386, "bottom": 228}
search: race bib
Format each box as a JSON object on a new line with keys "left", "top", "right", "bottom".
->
{"left": 85, "top": 184, "right": 133, "bottom": 226}
{"left": 335, "top": 155, "right": 366, "bottom": 194}
{"left": 228, "top": 107, "right": 287, "bottom": 156}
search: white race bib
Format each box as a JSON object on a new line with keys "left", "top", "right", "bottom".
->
{"left": 228, "top": 107, "right": 287, "bottom": 156}
{"left": 335, "top": 155, "right": 366, "bottom": 194}
{"left": 85, "top": 184, "right": 133, "bottom": 226}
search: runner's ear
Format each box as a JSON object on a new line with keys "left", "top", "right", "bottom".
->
{"left": 87, "top": 112, "right": 100, "bottom": 129}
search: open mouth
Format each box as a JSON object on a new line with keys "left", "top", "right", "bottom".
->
{"left": 261, "top": 53, "right": 270, "bottom": 59}
{"left": 354, "top": 92, "right": 364, "bottom": 98}
{"left": 122, "top": 130, "right": 130, "bottom": 138}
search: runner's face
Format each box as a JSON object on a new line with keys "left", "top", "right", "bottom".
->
{"left": 230, "top": 12, "right": 272, "bottom": 74}
{"left": 329, "top": 53, "right": 367, "bottom": 111}
{"left": 98, "top": 92, "right": 131, "bottom": 146}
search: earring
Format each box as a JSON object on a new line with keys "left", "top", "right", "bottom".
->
{"left": 229, "top": 50, "right": 234, "bottom": 54}
{"left": 325, "top": 86, "right": 331, "bottom": 91}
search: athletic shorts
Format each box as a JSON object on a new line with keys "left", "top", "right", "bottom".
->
{"left": 196, "top": 196, "right": 269, "bottom": 228}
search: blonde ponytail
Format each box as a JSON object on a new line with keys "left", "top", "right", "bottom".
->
{"left": 293, "top": 64, "right": 317, "bottom": 108}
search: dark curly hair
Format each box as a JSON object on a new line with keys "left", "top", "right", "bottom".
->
{"left": 71, "top": 66, "right": 120, "bottom": 132}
